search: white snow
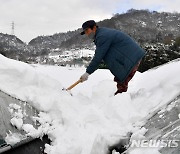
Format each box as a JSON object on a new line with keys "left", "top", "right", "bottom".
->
{"left": 130, "top": 148, "right": 161, "bottom": 154}
{"left": 10, "top": 117, "right": 23, "bottom": 130}
{"left": 48, "top": 49, "right": 94, "bottom": 63}
{"left": 5, "top": 133, "right": 24, "bottom": 145}
{"left": 8, "top": 104, "right": 24, "bottom": 130}
{"left": 139, "top": 21, "right": 146, "bottom": 27}
{"left": 0, "top": 54, "right": 180, "bottom": 154}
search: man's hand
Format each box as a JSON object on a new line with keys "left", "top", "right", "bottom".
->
{"left": 80, "top": 72, "right": 89, "bottom": 82}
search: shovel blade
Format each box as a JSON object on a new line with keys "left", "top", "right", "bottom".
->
{"left": 62, "top": 88, "right": 73, "bottom": 96}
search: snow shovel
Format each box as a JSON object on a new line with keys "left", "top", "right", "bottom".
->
{"left": 62, "top": 79, "right": 82, "bottom": 95}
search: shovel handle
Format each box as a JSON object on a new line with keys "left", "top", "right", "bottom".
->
{"left": 66, "top": 79, "right": 82, "bottom": 91}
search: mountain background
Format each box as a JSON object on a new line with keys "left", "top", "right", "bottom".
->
{"left": 0, "top": 9, "right": 180, "bottom": 72}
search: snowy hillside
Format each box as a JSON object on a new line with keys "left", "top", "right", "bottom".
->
{"left": 47, "top": 48, "right": 95, "bottom": 66}
{"left": 1, "top": 9, "right": 180, "bottom": 68}
{"left": 0, "top": 54, "right": 180, "bottom": 154}
{"left": 30, "top": 9, "right": 180, "bottom": 51}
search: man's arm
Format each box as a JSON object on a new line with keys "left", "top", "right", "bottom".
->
{"left": 86, "top": 35, "right": 112, "bottom": 74}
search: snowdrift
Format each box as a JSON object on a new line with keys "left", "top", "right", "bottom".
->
{"left": 0, "top": 54, "right": 180, "bottom": 154}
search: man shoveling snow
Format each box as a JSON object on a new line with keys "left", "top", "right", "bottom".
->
{"left": 80, "top": 20, "right": 145, "bottom": 95}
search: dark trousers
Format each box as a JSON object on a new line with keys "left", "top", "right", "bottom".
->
{"left": 114, "top": 62, "right": 140, "bottom": 95}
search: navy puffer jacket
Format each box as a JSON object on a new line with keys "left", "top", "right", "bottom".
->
{"left": 86, "top": 27, "right": 146, "bottom": 82}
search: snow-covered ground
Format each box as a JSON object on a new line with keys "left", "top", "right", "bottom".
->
{"left": 0, "top": 54, "right": 180, "bottom": 154}
{"left": 48, "top": 49, "right": 94, "bottom": 63}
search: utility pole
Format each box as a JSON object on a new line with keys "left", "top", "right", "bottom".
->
{"left": 11, "top": 21, "right": 15, "bottom": 35}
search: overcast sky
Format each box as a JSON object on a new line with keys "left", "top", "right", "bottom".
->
{"left": 0, "top": 0, "right": 180, "bottom": 43}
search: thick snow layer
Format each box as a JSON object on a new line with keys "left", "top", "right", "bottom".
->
{"left": 0, "top": 54, "right": 180, "bottom": 154}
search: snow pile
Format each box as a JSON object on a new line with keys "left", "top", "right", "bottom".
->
{"left": 0, "top": 54, "right": 180, "bottom": 154}
{"left": 9, "top": 104, "right": 24, "bottom": 130}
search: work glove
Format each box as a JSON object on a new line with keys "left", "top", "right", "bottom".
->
{"left": 80, "top": 72, "right": 89, "bottom": 82}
